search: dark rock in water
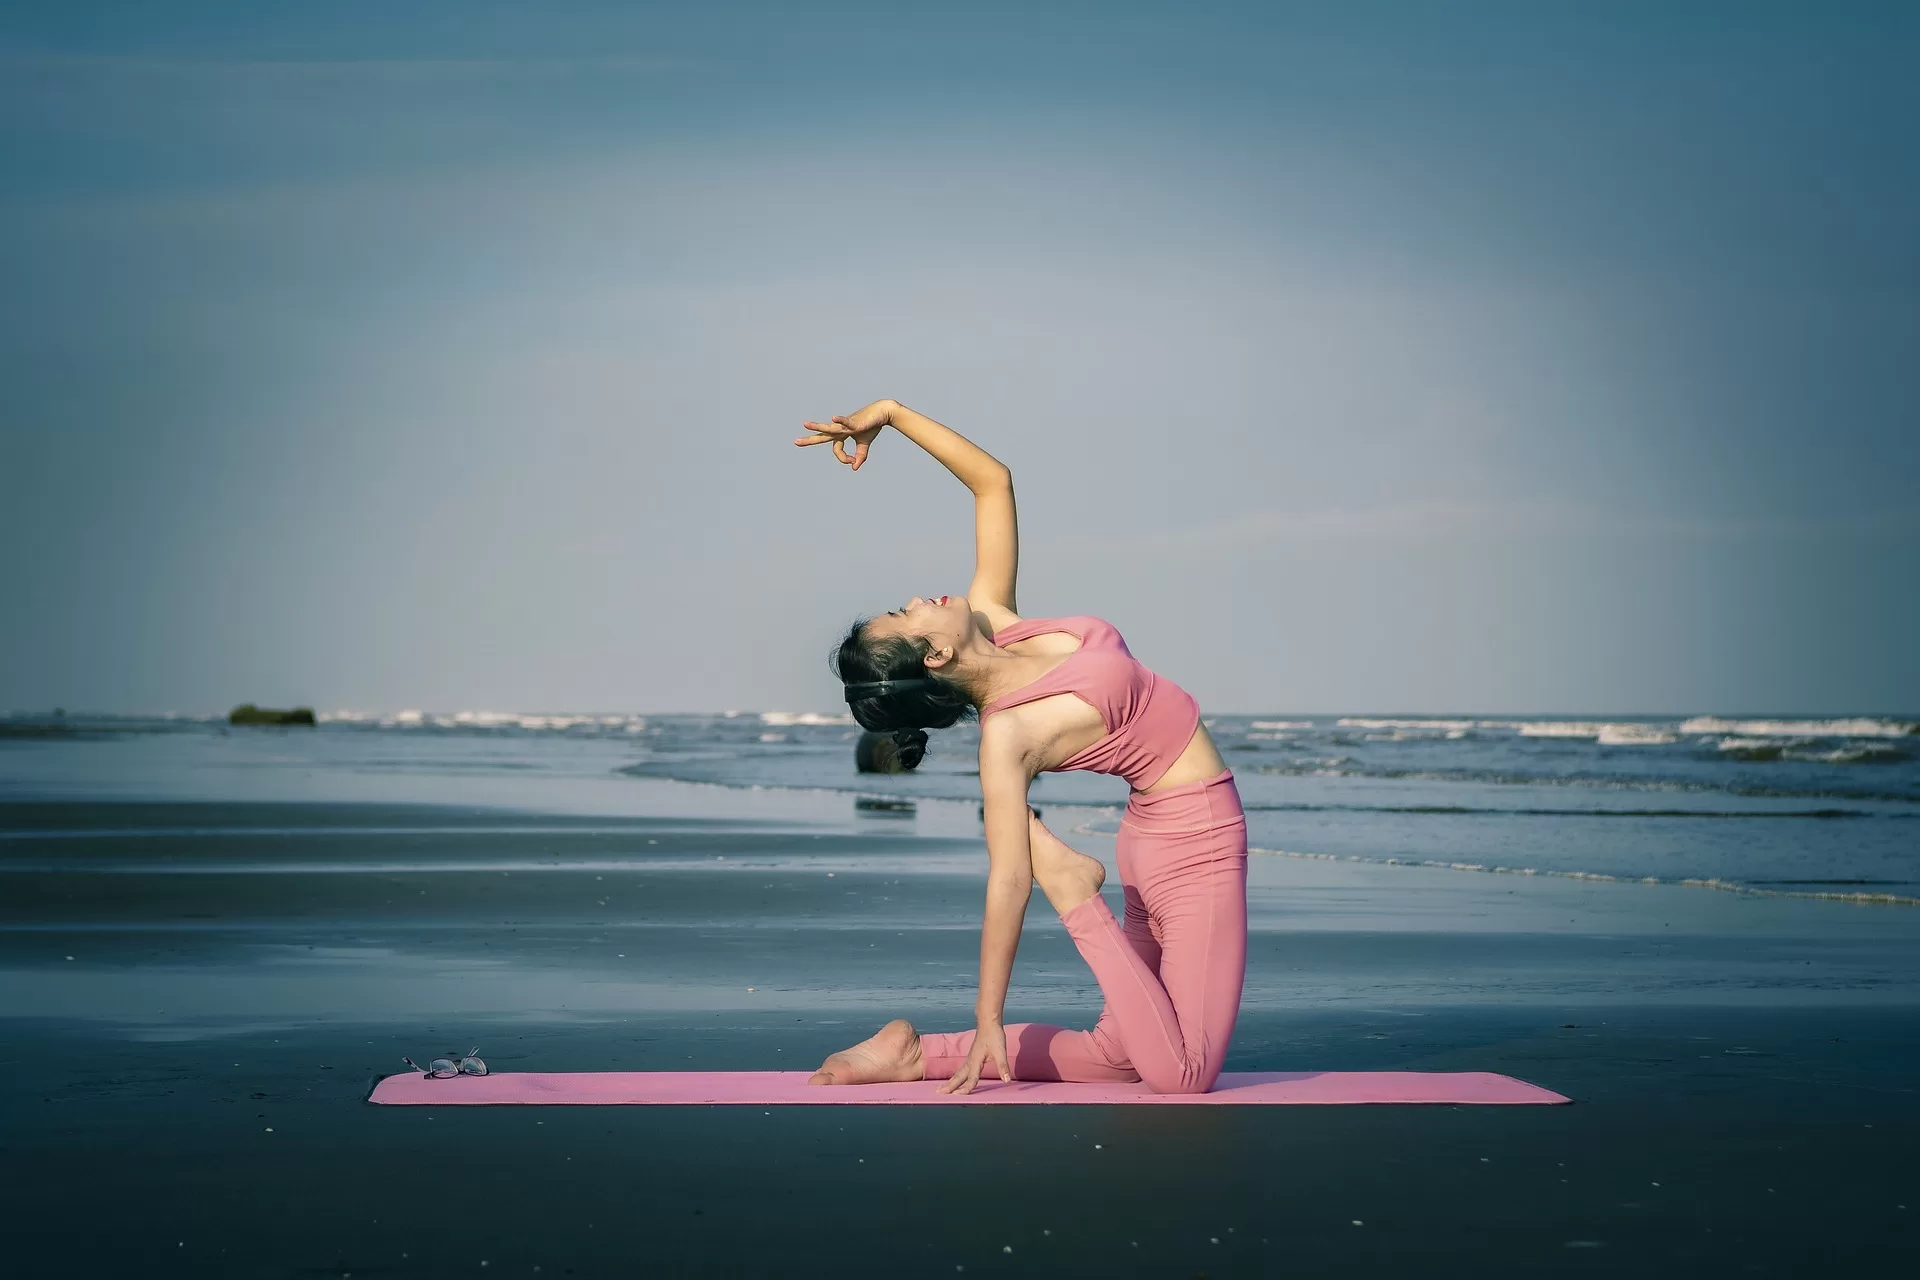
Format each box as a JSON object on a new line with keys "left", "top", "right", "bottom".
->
{"left": 855, "top": 730, "right": 920, "bottom": 773}
{"left": 228, "top": 704, "right": 316, "bottom": 726}
{"left": 854, "top": 796, "right": 916, "bottom": 816}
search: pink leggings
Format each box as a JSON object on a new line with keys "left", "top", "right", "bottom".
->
{"left": 920, "top": 770, "right": 1248, "bottom": 1094}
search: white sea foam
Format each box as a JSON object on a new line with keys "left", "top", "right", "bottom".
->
{"left": 1249, "top": 720, "right": 1314, "bottom": 730}
{"left": 1716, "top": 736, "right": 1905, "bottom": 764}
{"left": 1497, "top": 721, "right": 1680, "bottom": 744}
{"left": 1324, "top": 716, "right": 1711, "bottom": 743}
{"left": 1596, "top": 724, "right": 1679, "bottom": 746}
{"left": 1514, "top": 721, "right": 1613, "bottom": 738}
{"left": 759, "top": 711, "right": 854, "bottom": 727}
{"left": 1715, "top": 735, "right": 1797, "bottom": 753}
{"left": 1797, "top": 744, "right": 1905, "bottom": 764}
{"left": 1682, "top": 716, "right": 1915, "bottom": 739}
{"left": 318, "top": 709, "right": 649, "bottom": 733}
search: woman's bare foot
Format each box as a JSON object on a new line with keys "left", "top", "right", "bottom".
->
{"left": 806, "top": 1018, "right": 925, "bottom": 1086}
{"left": 1027, "top": 813, "right": 1107, "bottom": 914}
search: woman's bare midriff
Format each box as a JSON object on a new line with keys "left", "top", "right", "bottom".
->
{"left": 1139, "top": 720, "right": 1229, "bottom": 793}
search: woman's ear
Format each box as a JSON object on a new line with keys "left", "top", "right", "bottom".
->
{"left": 923, "top": 644, "right": 956, "bottom": 672}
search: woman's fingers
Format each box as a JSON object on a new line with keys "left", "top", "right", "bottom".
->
{"left": 796, "top": 433, "right": 864, "bottom": 469}
{"left": 938, "top": 1043, "right": 989, "bottom": 1095}
{"left": 794, "top": 419, "right": 880, "bottom": 471}
{"left": 795, "top": 421, "right": 848, "bottom": 445}
{"left": 795, "top": 420, "right": 873, "bottom": 470}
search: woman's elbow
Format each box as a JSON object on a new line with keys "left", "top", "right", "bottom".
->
{"left": 973, "top": 461, "right": 1011, "bottom": 492}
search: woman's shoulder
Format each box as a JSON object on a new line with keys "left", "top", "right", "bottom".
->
{"left": 971, "top": 600, "right": 1024, "bottom": 640}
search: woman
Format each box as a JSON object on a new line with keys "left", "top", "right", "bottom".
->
{"left": 793, "top": 400, "right": 1247, "bottom": 1096}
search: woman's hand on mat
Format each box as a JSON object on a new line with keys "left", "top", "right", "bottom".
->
{"left": 937, "top": 1019, "right": 1010, "bottom": 1095}
{"left": 794, "top": 400, "right": 894, "bottom": 472}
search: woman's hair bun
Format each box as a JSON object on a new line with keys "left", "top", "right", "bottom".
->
{"left": 854, "top": 727, "right": 926, "bottom": 773}
{"left": 888, "top": 727, "right": 928, "bottom": 770}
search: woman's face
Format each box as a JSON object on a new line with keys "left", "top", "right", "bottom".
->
{"left": 863, "top": 593, "right": 976, "bottom": 666}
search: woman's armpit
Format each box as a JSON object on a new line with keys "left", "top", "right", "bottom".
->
{"left": 983, "top": 694, "right": 1109, "bottom": 772}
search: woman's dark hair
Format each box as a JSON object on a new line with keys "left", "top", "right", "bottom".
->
{"left": 854, "top": 730, "right": 920, "bottom": 773}
{"left": 832, "top": 618, "right": 975, "bottom": 764}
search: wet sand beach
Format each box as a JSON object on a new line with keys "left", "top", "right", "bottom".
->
{"left": 3, "top": 773, "right": 1916, "bottom": 1277}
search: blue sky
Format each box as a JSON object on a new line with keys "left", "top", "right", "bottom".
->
{"left": 3, "top": 2, "right": 1915, "bottom": 715}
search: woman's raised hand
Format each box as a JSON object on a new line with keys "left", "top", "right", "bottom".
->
{"left": 793, "top": 399, "right": 895, "bottom": 472}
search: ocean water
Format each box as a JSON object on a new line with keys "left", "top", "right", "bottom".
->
{"left": 2, "top": 710, "right": 1915, "bottom": 901}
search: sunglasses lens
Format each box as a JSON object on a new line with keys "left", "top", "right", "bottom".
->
{"left": 429, "top": 1058, "right": 458, "bottom": 1078}
{"left": 459, "top": 1057, "right": 489, "bottom": 1076}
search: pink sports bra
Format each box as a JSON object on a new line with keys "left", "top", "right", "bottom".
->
{"left": 981, "top": 615, "right": 1202, "bottom": 791}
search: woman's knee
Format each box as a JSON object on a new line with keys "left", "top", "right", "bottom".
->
{"left": 1143, "top": 1078, "right": 1212, "bottom": 1096}
{"left": 1139, "top": 1064, "right": 1222, "bottom": 1095}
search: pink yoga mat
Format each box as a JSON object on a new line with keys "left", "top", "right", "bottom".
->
{"left": 368, "top": 1070, "right": 1569, "bottom": 1106}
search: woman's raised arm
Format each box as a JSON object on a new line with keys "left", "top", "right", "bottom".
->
{"left": 795, "top": 400, "right": 1019, "bottom": 615}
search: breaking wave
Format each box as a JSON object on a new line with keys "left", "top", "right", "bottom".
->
{"left": 1681, "top": 716, "right": 1916, "bottom": 738}
{"left": 1716, "top": 738, "right": 1908, "bottom": 764}
{"left": 1243, "top": 845, "right": 1919, "bottom": 906}
{"left": 319, "top": 709, "right": 650, "bottom": 733}
{"left": 1246, "top": 759, "right": 1919, "bottom": 803}
{"left": 1236, "top": 802, "right": 1901, "bottom": 820}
